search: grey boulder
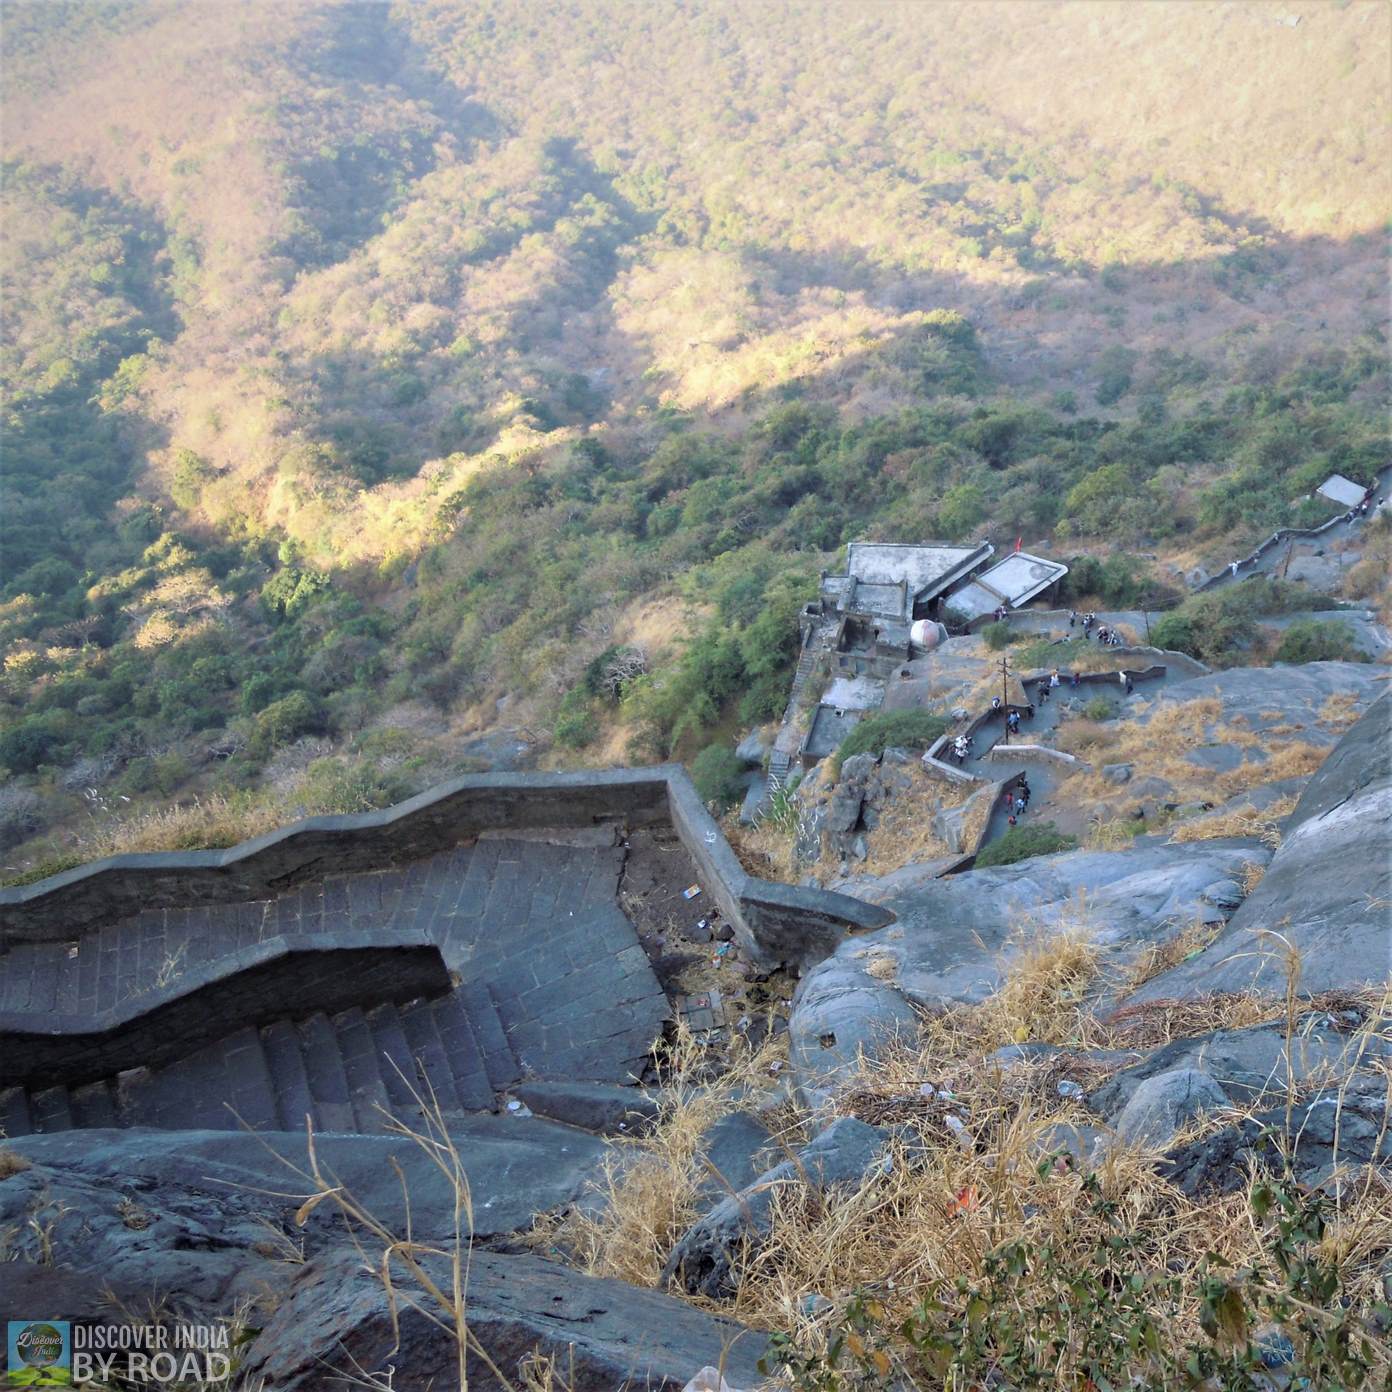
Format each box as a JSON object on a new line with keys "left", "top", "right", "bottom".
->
{"left": 243, "top": 1247, "right": 770, "bottom": 1391}
{"left": 512, "top": 1081, "right": 661, "bottom": 1135}
{"left": 664, "top": 1117, "right": 887, "bottom": 1298}
{"left": 735, "top": 728, "right": 773, "bottom": 767}
{"left": 1111, "top": 1067, "right": 1230, "bottom": 1149}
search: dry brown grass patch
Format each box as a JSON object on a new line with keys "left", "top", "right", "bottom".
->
{"left": 1124, "top": 918, "right": 1223, "bottom": 991}
{"left": 1167, "top": 793, "right": 1298, "bottom": 845}
{"left": 0, "top": 1149, "right": 32, "bottom": 1180}
{"left": 532, "top": 1024, "right": 793, "bottom": 1288}
{"left": 1319, "top": 690, "right": 1365, "bottom": 732}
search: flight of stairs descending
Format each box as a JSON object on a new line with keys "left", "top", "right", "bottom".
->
{"left": 768, "top": 641, "right": 825, "bottom": 786}
{"left": 0, "top": 985, "right": 522, "bottom": 1139}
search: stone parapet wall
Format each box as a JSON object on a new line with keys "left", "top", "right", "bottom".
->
{"left": 0, "top": 767, "right": 890, "bottom": 972}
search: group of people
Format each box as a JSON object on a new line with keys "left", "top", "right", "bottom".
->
{"left": 1007, "top": 773, "right": 1030, "bottom": 825}
{"left": 1068, "top": 611, "right": 1125, "bottom": 646}
{"left": 950, "top": 732, "right": 975, "bottom": 764}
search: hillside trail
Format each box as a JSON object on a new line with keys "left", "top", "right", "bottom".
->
{"left": 950, "top": 657, "right": 1192, "bottom": 854}
{"left": 1199, "top": 463, "right": 1392, "bottom": 594}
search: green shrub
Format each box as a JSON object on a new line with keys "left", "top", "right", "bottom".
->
{"left": 974, "top": 820, "right": 1076, "bottom": 867}
{"left": 832, "top": 711, "right": 949, "bottom": 776}
{"left": 554, "top": 689, "right": 600, "bottom": 748}
{"left": 250, "top": 691, "right": 324, "bottom": 754}
{"left": 690, "top": 744, "right": 747, "bottom": 807}
{"left": 981, "top": 620, "right": 1014, "bottom": 650}
{"left": 170, "top": 447, "right": 214, "bottom": 510}
{"left": 1273, "top": 619, "right": 1369, "bottom": 665}
{"left": 1150, "top": 612, "right": 1200, "bottom": 656}
{"left": 1081, "top": 695, "right": 1118, "bottom": 721}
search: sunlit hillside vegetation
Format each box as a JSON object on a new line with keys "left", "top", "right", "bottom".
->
{"left": 1, "top": 0, "right": 1388, "bottom": 871}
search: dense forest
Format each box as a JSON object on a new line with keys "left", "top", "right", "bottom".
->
{"left": 1, "top": 0, "right": 1388, "bottom": 875}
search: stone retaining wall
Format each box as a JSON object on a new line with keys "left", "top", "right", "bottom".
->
{"left": 2, "top": 936, "right": 449, "bottom": 1089}
{"left": 1193, "top": 462, "right": 1390, "bottom": 593}
{"left": 0, "top": 767, "right": 890, "bottom": 972}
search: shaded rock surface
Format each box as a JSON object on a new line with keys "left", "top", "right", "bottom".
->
{"left": 243, "top": 1247, "right": 770, "bottom": 1392}
{"left": 0, "top": 1146, "right": 285, "bottom": 1313}
{"left": 791, "top": 840, "right": 1266, "bottom": 1103}
{"left": 1130, "top": 692, "right": 1392, "bottom": 999}
{"left": 1112, "top": 1067, "right": 1229, "bottom": 1149}
{"left": 664, "top": 1118, "right": 887, "bottom": 1298}
{"left": 1158, "top": 1071, "right": 1392, "bottom": 1195}
{"left": 7, "top": 1117, "right": 610, "bottom": 1242}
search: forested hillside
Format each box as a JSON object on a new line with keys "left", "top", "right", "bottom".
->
{"left": 2, "top": 0, "right": 1388, "bottom": 874}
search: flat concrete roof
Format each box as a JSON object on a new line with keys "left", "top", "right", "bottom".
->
{"left": 1317, "top": 474, "right": 1366, "bottom": 509}
{"left": 845, "top": 541, "right": 992, "bottom": 595}
{"left": 804, "top": 705, "right": 862, "bottom": 759}
{"left": 976, "top": 551, "right": 1069, "bottom": 605}
{"left": 946, "top": 580, "right": 1006, "bottom": 621}
{"left": 823, "top": 675, "right": 885, "bottom": 711}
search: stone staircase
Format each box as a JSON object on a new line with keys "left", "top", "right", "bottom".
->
{"left": 0, "top": 983, "right": 522, "bottom": 1138}
{"left": 768, "top": 642, "right": 826, "bottom": 787}
{"left": 1, "top": 835, "right": 672, "bottom": 1140}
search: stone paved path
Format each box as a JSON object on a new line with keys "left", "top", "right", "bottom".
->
{"left": 0, "top": 836, "right": 670, "bottom": 1137}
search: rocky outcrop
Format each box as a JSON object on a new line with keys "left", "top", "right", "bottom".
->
{"left": 664, "top": 1118, "right": 887, "bottom": 1298}
{"left": 1129, "top": 693, "right": 1392, "bottom": 999}
{"left": 790, "top": 840, "right": 1268, "bottom": 1104}
{"left": 243, "top": 1248, "right": 770, "bottom": 1392}
{"left": 1088, "top": 1012, "right": 1392, "bottom": 1117}
{"left": 1111, "top": 1068, "right": 1230, "bottom": 1149}
{"left": 6, "top": 1116, "right": 612, "bottom": 1245}
{"left": 1143, "top": 662, "right": 1387, "bottom": 742}
{"left": 1156, "top": 1071, "right": 1392, "bottom": 1195}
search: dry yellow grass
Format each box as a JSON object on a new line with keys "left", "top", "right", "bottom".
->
{"left": 0, "top": 1149, "right": 33, "bottom": 1179}
{"left": 1124, "top": 918, "right": 1222, "bottom": 991}
{"left": 1060, "top": 696, "right": 1330, "bottom": 826}
{"left": 855, "top": 765, "right": 972, "bottom": 879}
{"left": 1167, "top": 793, "right": 1298, "bottom": 845}
{"left": 727, "top": 980, "right": 1391, "bottom": 1377}
{"left": 1319, "top": 690, "right": 1367, "bottom": 733}
{"left": 552, "top": 921, "right": 1390, "bottom": 1382}
{"left": 533, "top": 1024, "right": 794, "bottom": 1289}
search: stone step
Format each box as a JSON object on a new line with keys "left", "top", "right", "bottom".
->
{"left": 363, "top": 1003, "right": 421, "bottom": 1111}
{"left": 261, "top": 1020, "right": 317, "bottom": 1134}
{"left": 30, "top": 1085, "right": 74, "bottom": 1134}
{"left": 296, "top": 1013, "right": 357, "bottom": 1134}
{"left": 193, "top": 1027, "right": 280, "bottom": 1132}
{"left": 397, "top": 997, "right": 463, "bottom": 1115}
{"left": 0, "top": 1085, "right": 34, "bottom": 1138}
{"left": 331, "top": 1007, "right": 394, "bottom": 1134}
{"left": 69, "top": 1080, "right": 118, "bottom": 1129}
{"left": 115, "top": 1067, "right": 161, "bottom": 1128}
{"left": 428, "top": 990, "right": 495, "bottom": 1112}
{"left": 458, "top": 982, "right": 522, "bottom": 1092}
